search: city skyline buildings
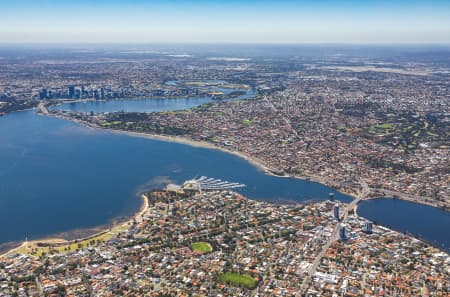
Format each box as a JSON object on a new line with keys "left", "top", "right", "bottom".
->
{"left": 1, "top": 0, "right": 450, "bottom": 44}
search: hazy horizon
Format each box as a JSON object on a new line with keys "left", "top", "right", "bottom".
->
{"left": 2, "top": 0, "right": 450, "bottom": 44}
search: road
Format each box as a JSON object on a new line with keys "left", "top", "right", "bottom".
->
{"left": 297, "top": 221, "right": 340, "bottom": 296}
{"left": 263, "top": 95, "right": 300, "bottom": 139}
{"left": 364, "top": 188, "right": 448, "bottom": 210}
{"left": 297, "top": 179, "right": 370, "bottom": 296}
{"left": 35, "top": 276, "right": 44, "bottom": 297}
{"left": 38, "top": 102, "right": 49, "bottom": 115}
{"left": 344, "top": 179, "right": 370, "bottom": 221}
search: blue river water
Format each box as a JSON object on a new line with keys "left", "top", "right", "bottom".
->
{"left": 358, "top": 199, "right": 450, "bottom": 253}
{"left": 54, "top": 97, "right": 216, "bottom": 113}
{"left": 1, "top": 96, "right": 449, "bottom": 253}
{"left": 54, "top": 89, "right": 255, "bottom": 114}
{"left": 0, "top": 108, "right": 350, "bottom": 245}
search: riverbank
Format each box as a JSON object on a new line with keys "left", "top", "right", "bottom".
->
{"left": 1, "top": 107, "right": 442, "bottom": 256}
{"left": 39, "top": 107, "right": 450, "bottom": 212}
{"left": 0, "top": 194, "right": 149, "bottom": 257}
{"left": 0, "top": 101, "right": 38, "bottom": 115}
{"left": 356, "top": 198, "right": 450, "bottom": 253}
{"left": 103, "top": 129, "right": 450, "bottom": 211}
{"left": 48, "top": 87, "right": 256, "bottom": 112}
{"left": 40, "top": 105, "right": 275, "bottom": 177}
{"left": 112, "top": 131, "right": 366, "bottom": 198}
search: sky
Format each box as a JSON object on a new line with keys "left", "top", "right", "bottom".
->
{"left": 1, "top": 0, "right": 450, "bottom": 44}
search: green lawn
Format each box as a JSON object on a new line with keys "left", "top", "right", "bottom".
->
{"left": 191, "top": 242, "right": 212, "bottom": 253}
{"left": 376, "top": 123, "right": 395, "bottom": 129}
{"left": 338, "top": 126, "right": 347, "bottom": 133}
{"left": 366, "top": 123, "right": 395, "bottom": 134}
{"left": 101, "top": 121, "right": 122, "bottom": 127}
{"left": 241, "top": 119, "right": 253, "bottom": 125}
{"left": 184, "top": 81, "right": 209, "bottom": 86}
{"left": 219, "top": 272, "right": 256, "bottom": 289}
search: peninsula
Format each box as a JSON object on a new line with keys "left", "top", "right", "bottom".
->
{"left": 1, "top": 186, "right": 448, "bottom": 296}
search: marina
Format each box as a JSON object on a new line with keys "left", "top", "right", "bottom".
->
{"left": 182, "top": 176, "right": 246, "bottom": 191}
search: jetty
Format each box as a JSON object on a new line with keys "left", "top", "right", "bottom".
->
{"left": 182, "top": 176, "right": 246, "bottom": 192}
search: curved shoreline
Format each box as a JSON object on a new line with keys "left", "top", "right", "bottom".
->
{"left": 0, "top": 194, "right": 149, "bottom": 257}
{"left": 355, "top": 200, "right": 450, "bottom": 253}
{"left": 2, "top": 107, "right": 447, "bottom": 256}
{"left": 86, "top": 124, "right": 449, "bottom": 211}
{"left": 39, "top": 106, "right": 450, "bottom": 211}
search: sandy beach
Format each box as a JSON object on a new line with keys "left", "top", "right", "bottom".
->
{"left": 0, "top": 194, "right": 149, "bottom": 258}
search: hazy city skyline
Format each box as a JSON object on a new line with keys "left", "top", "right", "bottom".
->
{"left": 2, "top": 0, "right": 450, "bottom": 44}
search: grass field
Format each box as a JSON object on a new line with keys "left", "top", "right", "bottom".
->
{"left": 367, "top": 123, "right": 395, "bottom": 134}
{"left": 191, "top": 242, "right": 212, "bottom": 253}
{"left": 12, "top": 224, "right": 129, "bottom": 257}
{"left": 241, "top": 119, "right": 253, "bottom": 125}
{"left": 184, "top": 81, "right": 212, "bottom": 87}
{"left": 219, "top": 272, "right": 256, "bottom": 289}
{"left": 101, "top": 121, "right": 122, "bottom": 127}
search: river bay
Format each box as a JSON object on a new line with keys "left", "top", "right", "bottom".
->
{"left": 358, "top": 199, "right": 450, "bottom": 253}
{"left": 1, "top": 95, "right": 449, "bottom": 253}
{"left": 0, "top": 108, "right": 349, "bottom": 246}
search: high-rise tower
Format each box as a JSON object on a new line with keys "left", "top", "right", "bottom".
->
{"left": 333, "top": 204, "right": 340, "bottom": 221}
{"left": 339, "top": 224, "right": 346, "bottom": 241}
{"left": 363, "top": 221, "right": 373, "bottom": 234}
